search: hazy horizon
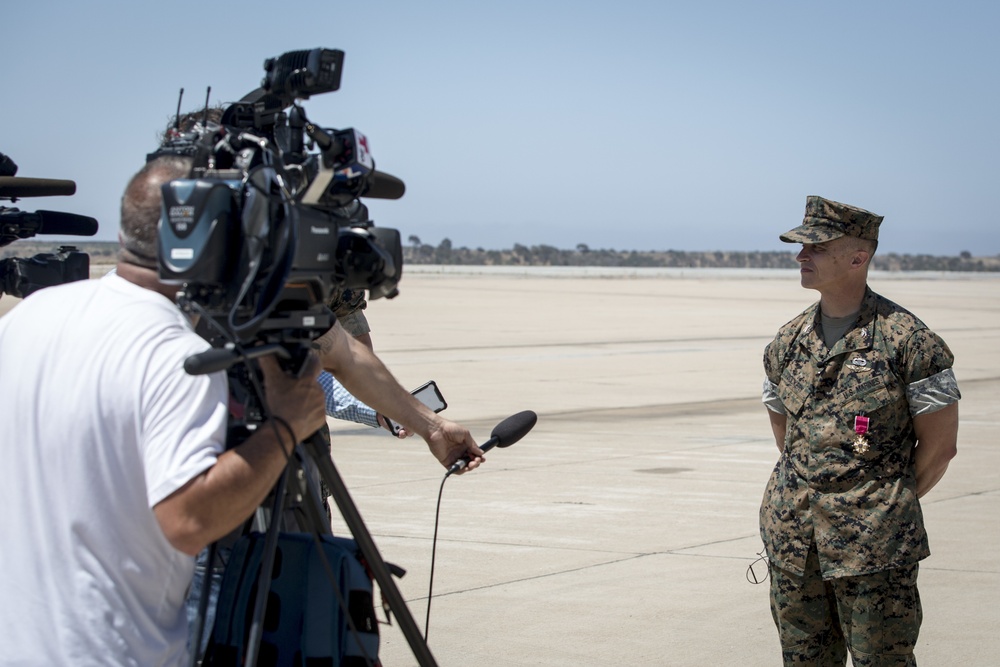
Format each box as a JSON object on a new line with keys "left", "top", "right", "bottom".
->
{"left": 4, "top": 239, "right": 997, "bottom": 259}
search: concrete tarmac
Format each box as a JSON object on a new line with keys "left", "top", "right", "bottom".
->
{"left": 2, "top": 266, "right": 994, "bottom": 665}
{"left": 323, "top": 267, "right": 1000, "bottom": 666}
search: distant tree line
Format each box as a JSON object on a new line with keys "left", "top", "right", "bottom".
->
{"left": 3, "top": 240, "right": 998, "bottom": 272}
{"left": 403, "top": 236, "right": 1000, "bottom": 272}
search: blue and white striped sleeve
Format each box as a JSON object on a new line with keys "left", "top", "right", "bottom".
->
{"left": 317, "top": 371, "right": 379, "bottom": 428}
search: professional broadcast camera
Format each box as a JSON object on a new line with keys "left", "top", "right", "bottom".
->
{"left": 155, "top": 48, "right": 405, "bottom": 360}
{"left": 0, "top": 152, "right": 99, "bottom": 299}
{"left": 158, "top": 50, "right": 445, "bottom": 667}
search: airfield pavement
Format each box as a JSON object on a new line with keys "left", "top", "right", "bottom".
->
{"left": 323, "top": 266, "right": 999, "bottom": 666}
{"left": 1, "top": 265, "right": 997, "bottom": 666}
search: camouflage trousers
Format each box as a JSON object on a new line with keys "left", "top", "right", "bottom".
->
{"left": 769, "top": 545, "right": 921, "bottom": 666}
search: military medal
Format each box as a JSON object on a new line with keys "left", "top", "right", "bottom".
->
{"left": 853, "top": 415, "right": 871, "bottom": 454}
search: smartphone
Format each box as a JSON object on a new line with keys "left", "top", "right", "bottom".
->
{"left": 386, "top": 380, "right": 448, "bottom": 436}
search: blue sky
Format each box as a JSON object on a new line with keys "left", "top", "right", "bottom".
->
{"left": 3, "top": 1, "right": 997, "bottom": 255}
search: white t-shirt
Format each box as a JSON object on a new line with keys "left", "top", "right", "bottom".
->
{"left": 0, "top": 273, "right": 228, "bottom": 666}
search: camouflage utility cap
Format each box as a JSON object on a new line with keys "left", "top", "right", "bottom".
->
{"left": 780, "top": 196, "right": 883, "bottom": 244}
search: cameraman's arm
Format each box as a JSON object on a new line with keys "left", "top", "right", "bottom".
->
{"left": 314, "top": 322, "right": 484, "bottom": 470}
{"left": 153, "top": 353, "right": 328, "bottom": 556}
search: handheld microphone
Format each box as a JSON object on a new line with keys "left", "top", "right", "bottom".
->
{"left": 427, "top": 409, "right": 538, "bottom": 639}
{"left": 446, "top": 410, "right": 537, "bottom": 477}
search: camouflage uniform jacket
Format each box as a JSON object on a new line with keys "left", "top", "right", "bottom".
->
{"left": 328, "top": 288, "right": 370, "bottom": 337}
{"left": 759, "top": 287, "right": 955, "bottom": 579}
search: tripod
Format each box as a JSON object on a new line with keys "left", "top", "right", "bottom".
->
{"left": 186, "top": 344, "right": 440, "bottom": 667}
{"left": 189, "top": 430, "right": 438, "bottom": 667}
{"left": 307, "top": 432, "right": 438, "bottom": 666}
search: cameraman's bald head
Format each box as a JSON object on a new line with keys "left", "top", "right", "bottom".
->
{"left": 119, "top": 156, "right": 192, "bottom": 269}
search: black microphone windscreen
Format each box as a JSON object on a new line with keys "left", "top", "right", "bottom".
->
{"left": 0, "top": 177, "right": 76, "bottom": 198}
{"left": 363, "top": 170, "right": 405, "bottom": 200}
{"left": 491, "top": 410, "right": 538, "bottom": 448}
{"left": 35, "top": 210, "right": 99, "bottom": 236}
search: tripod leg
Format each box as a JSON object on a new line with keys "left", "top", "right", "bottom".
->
{"left": 290, "top": 446, "right": 333, "bottom": 535}
{"left": 244, "top": 466, "right": 289, "bottom": 667}
{"left": 188, "top": 541, "right": 218, "bottom": 667}
{"left": 303, "top": 434, "right": 440, "bottom": 667}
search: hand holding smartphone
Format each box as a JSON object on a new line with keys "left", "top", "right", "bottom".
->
{"left": 385, "top": 380, "right": 448, "bottom": 436}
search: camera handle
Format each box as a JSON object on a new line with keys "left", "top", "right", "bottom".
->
{"left": 184, "top": 343, "right": 291, "bottom": 375}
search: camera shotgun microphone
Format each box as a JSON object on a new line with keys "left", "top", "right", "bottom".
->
{"left": 0, "top": 177, "right": 77, "bottom": 198}
{"left": 0, "top": 209, "right": 99, "bottom": 237}
{"left": 445, "top": 410, "right": 537, "bottom": 477}
{"left": 28, "top": 210, "right": 99, "bottom": 237}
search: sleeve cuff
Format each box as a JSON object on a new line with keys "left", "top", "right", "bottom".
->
{"left": 762, "top": 378, "right": 786, "bottom": 415}
{"left": 907, "top": 368, "right": 961, "bottom": 416}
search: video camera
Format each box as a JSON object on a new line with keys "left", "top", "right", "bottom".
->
{"left": 0, "top": 152, "right": 99, "bottom": 299}
{"left": 155, "top": 48, "right": 405, "bottom": 361}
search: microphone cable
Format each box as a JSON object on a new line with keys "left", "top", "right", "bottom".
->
{"left": 422, "top": 409, "right": 537, "bottom": 640}
{"left": 424, "top": 473, "right": 449, "bottom": 640}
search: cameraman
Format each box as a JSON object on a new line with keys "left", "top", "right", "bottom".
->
{"left": 0, "top": 155, "right": 328, "bottom": 665}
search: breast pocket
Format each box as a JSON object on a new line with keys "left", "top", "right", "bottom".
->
{"left": 851, "top": 383, "right": 901, "bottom": 414}
{"left": 839, "top": 369, "right": 908, "bottom": 456}
{"left": 841, "top": 373, "right": 891, "bottom": 410}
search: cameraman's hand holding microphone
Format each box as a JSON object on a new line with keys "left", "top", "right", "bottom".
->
{"left": 314, "top": 322, "right": 485, "bottom": 473}
{"left": 410, "top": 408, "right": 485, "bottom": 473}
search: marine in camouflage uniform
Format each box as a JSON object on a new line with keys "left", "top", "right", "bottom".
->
{"left": 759, "top": 196, "right": 960, "bottom": 666}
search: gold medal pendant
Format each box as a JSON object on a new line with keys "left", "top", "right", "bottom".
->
{"left": 852, "top": 434, "right": 870, "bottom": 455}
